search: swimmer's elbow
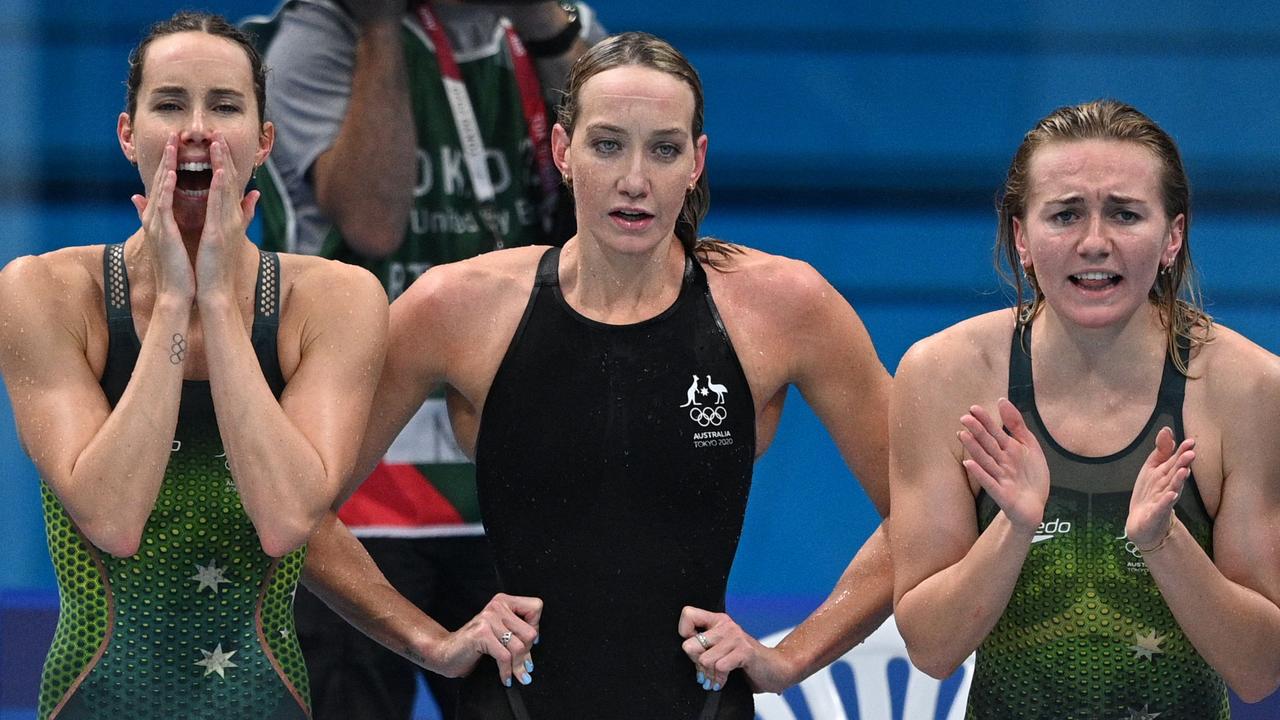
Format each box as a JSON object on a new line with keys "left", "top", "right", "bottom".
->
{"left": 903, "top": 641, "right": 964, "bottom": 680}
{"left": 1228, "top": 670, "right": 1280, "bottom": 704}
{"left": 83, "top": 523, "right": 144, "bottom": 559}
{"left": 257, "top": 521, "right": 313, "bottom": 558}
{"left": 895, "top": 601, "right": 967, "bottom": 679}
{"left": 258, "top": 534, "right": 305, "bottom": 559}
{"left": 252, "top": 506, "right": 319, "bottom": 557}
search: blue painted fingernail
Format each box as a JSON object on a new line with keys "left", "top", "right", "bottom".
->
{"left": 519, "top": 672, "right": 532, "bottom": 685}
{"left": 696, "top": 671, "right": 705, "bottom": 684}
{"left": 702, "top": 679, "right": 711, "bottom": 691}
{"left": 524, "top": 658, "right": 534, "bottom": 673}
{"left": 534, "top": 635, "right": 540, "bottom": 645}
{"left": 504, "top": 676, "right": 512, "bottom": 687}
{"left": 713, "top": 682, "right": 722, "bottom": 692}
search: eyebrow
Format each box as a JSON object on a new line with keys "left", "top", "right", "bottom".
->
{"left": 585, "top": 122, "right": 687, "bottom": 138}
{"left": 1044, "top": 194, "right": 1149, "bottom": 206}
{"left": 1105, "top": 194, "right": 1146, "bottom": 205}
{"left": 148, "top": 86, "right": 247, "bottom": 101}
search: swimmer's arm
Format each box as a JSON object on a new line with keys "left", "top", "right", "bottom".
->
{"left": 202, "top": 261, "right": 387, "bottom": 556}
{"left": 757, "top": 266, "right": 894, "bottom": 685}
{"left": 889, "top": 339, "right": 1032, "bottom": 678}
{"left": 0, "top": 254, "right": 188, "bottom": 557}
{"left": 310, "top": 1, "right": 416, "bottom": 258}
{"left": 744, "top": 526, "right": 893, "bottom": 692}
{"left": 790, "top": 265, "right": 891, "bottom": 514}
{"left": 303, "top": 511, "right": 543, "bottom": 686}
{"left": 346, "top": 264, "right": 461, "bottom": 498}
{"left": 302, "top": 511, "right": 453, "bottom": 666}
{"left": 1143, "top": 357, "right": 1280, "bottom": 702}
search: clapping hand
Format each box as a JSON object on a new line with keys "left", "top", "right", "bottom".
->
{"left": 1125, "top": 427, "right": 1193, "bottom": 550}
{"left": 958, "top": 398, "right": 1051, "bottom": 533}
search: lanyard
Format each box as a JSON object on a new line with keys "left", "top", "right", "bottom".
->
{"left": 414, "top": 4, "right": 559, "bottom": 247}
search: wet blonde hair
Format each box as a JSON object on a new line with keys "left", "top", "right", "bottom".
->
{"left": 558, "top": 32, "right": 740, "bottom": 264}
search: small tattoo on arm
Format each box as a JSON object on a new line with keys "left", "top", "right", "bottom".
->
{"left": 404, "top": 647, "right": 427, "bottom": 666}
{"left": 170, "top": 333, "right": 187, "bottom": 365}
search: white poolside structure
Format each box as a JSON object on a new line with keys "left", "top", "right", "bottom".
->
{"left": 754, "top": 616, "right": 975, "bottom": 720}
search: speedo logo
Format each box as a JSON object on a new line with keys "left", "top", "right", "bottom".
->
{"left": 1032, "top": 518, "right": 1072, "bottom": 544}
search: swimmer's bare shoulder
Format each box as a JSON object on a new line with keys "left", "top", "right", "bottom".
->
{"left": 703, "top": 244, "right": 890, "bottom": 387}
{"left": 387, "top": 245, "right": 549, "bottom": 403}
{"left": 0, "top": 245, "right": 112, "bottom": 375}
{"left": 702, "top": 245, "right": 852, "bottom": 364}
{"left": 899, "top": 310, "right": 1016, "bottom": 407}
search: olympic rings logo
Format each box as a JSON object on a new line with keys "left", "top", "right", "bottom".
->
{"left": 689, "top": 406, "right": 727, "bottom": 427}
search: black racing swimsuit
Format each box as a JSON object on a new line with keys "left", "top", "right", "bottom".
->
{"left": 969, "top": 325, "right": 1228, "bottom": 720}
{"left": 463, "top": 247, "right": 757, "bottom": 720}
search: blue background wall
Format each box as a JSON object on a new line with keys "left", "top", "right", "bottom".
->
{"left": 2, "top": 1, "right": 1279, "bottom": 716}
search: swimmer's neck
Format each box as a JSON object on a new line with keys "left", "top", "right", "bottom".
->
{"left": 557, "top": 235, "right": 686, "bottom": 324}
{"left": 1031, "top": 303, "right": 1167, "bottom": 382}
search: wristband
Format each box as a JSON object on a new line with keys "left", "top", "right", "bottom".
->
{"left": 522, "top": 2, "right": 581, "bottom": 58}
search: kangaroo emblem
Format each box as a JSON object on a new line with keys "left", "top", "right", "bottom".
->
{"left": 705, "top": 375, "right": 728, "bottom": 404}
{"left": 679, "top": 375, "right": 701, "bottom": 407}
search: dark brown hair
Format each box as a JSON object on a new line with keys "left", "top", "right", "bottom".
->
{"left": 125, "top": 11, "right": 267, "bottom": 124}
{"left": 995, "top": 99, "right": 1211, "bottom": 371}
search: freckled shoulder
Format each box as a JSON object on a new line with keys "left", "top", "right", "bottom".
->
{"left": 277, "top": 253, "right": 383, "bottom": 300}
{"left": 0, "top": 245, "right": 113, "bottom": 375}
{"left": 392, "top": 245, "right": 552, "bottom": 404}
{"left": 897, "top": 309, "right": 1016, "bottom": 400}
{"left": 0, "top": 245, "right": 112, "bottom": 321}
{"left": 397, "top": 245, "right": 550, "bottom": 322}
{"left": 908, "top": 310, "right": 1015, "bottom": 372}
{"left": 699, "top": 245, "right": 841, "bottom": 335}
{"left": 1193, "top": 323, "right": 1280, "bottom": 426}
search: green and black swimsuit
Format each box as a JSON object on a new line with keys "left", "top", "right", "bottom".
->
{"left": 969, "top": 325, "right": 1229, "bottom": 720}
{"left": 37, "top": 244, "right": 310, "bottom": 720}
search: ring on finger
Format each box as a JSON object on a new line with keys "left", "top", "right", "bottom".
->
{"left": 695, "top": 632, "right": 711, "bottom": 650}
{"left": 500, "top": 630, "right": 513, "bottom": 647}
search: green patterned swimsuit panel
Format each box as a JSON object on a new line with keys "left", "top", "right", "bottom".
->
{"left": 967, "top": 326, "right": 1229, "bottom": 720}
{"left": 37, "top": 245, "right": 309, "bottom": 719}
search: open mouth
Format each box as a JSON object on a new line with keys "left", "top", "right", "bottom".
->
{"left": 175, "top": 161, "right": 213, "bottom": 199}
{"left": 610, "top": 210, "right": 653, "bottom": 222}
{"left": 1069, "top": 271, "right": 1121, "bottom": 290}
